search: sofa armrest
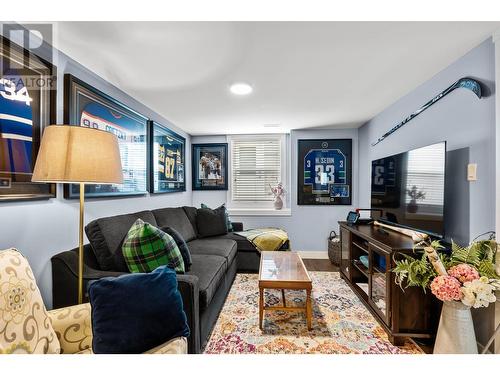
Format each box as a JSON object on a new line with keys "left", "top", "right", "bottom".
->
{"left": 176, "top": 274, "right": 200, "bottom": 354}
{"left": 52, "top": 248, "right": 125, "bottom": 279}
{"left": 48, "top": 303, "right": 92, "bottom": 354}
{"left": 52, "top": 248, "right": 126, "bottom": 308}
{"left": 232, "top": 222, "right": 243, "bottom": 232}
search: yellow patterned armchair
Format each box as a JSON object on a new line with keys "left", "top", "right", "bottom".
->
{"left": 0, "top": 248, "right": 187, "bottom": 354}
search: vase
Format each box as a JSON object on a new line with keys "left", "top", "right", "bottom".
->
{"left": 407, "top": 199, "right": 418, "bottom": 213}
{"left": 273, "top": 196, "right": 283, "bottom": 210}
{"left": 433, "top": 300, "right": 477, "bottom": 354}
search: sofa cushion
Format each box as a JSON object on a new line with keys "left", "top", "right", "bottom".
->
{"left": 219, "top": 232, "right": 290, "bottom": 252}
{"left": 152, "top": 207, "right": 197, "bottom": 242}
{"left": 85, "top": 211, "right": 158, "bottom": 271}
{"left": 196, "top": 206, "right": 228, "bottom": 238}
{"left": 182, "top": 206, "right": 198, "bottom": 236}
{"left": 88, "top": 266, "right": 190, "bottom": 354}
{"left": 122, "top": 219, "right": 184, "bottom": 274}
{"left": 161, "top": 226, "right": 192, "bottom": 272}
{"left": 186, "top": 254, "right": 226, "bottom": 310}
{"left": 219, "top": 232, "right": 259, "bottom": 252}
{"left": 0, "top": 249, "right": 60, "bottom": 354}
{"left": 187, "top": 238, "right": 237, "bottom": 265}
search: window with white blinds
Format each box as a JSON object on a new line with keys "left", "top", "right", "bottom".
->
{"left": 230, "top": 136, "right": 283, "bottom": 202}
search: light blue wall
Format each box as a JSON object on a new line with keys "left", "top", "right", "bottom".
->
{"left": 192, "top": 128, "right": 359, "bottom": 251}
{"left": 358, "top": 38, "right": 496, "bottom": 243}
{"left": 0, "top": 32, "right": 192, "bottom": 308}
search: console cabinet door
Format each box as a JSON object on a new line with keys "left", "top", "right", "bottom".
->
{"left": 368, "top": 243, "right": 391, "bottom": 325}
{"left": 339, "top": 227, "right": 351, "bottom": 280}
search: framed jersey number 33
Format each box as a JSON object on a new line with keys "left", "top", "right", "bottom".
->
{"left": 298, "top": 139, "right": 352, "bottom": 205}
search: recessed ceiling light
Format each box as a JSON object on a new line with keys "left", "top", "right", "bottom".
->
{"left": 263, "top": 123, "right": 281, "bottom": 128}
{"left": 230, "top": 82, "right": 253, "bottom": 96}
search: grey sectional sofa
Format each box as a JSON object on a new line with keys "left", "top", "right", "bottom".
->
{"left": 51, "top": 206, "right": 288, "bottom": 353}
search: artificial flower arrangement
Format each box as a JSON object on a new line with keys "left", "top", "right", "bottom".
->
{"left": 269, "top": 182, "right": 286, "bottom": 199}
{"left": 393, "top": 238, "right": 500, "bottom": 308}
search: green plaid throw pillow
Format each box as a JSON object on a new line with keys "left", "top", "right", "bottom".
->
{"left": 122, "top": 219, "right": 185, "bottom": 274}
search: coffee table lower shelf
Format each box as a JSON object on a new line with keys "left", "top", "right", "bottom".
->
{"left": 259, "top": 285, "right": 312, "bottom": 331}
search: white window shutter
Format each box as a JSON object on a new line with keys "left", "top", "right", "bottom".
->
{"left": 231, "top": 137, "right": 282, "bottom": 202}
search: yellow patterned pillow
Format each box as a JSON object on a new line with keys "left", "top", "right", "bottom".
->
{"left": 0, "top": 248, "right": 60, "bottom": 354}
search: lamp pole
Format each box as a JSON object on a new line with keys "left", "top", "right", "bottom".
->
{"left": 78, "top": 182, "right": 85, "bottom": 304}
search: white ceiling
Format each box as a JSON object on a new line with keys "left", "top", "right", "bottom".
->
{"left": 54, "top": 22, "right": 500, "bottom": 135}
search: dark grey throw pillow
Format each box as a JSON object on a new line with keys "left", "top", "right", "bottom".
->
{"left": 161, "top": 226, "right": 192, "bottom": 272}
{"left": 196, "top": 206, "right": 228, "bottom": 238}
{"left": 85, "top": 211, "right": 158, "bottom": 272}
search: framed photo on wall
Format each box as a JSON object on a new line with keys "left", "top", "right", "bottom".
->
{"left": 0, "top": 36, "right": 56, "bottom": 202}
{"left": 149, "top": 121, "right": 186, "bottom": 194}
{"left": 297, "top": 139, "right": 352, "bottom": 205}
{"left": 64, "top": 74, "right": 148, "bottom": 198}
{"left": 192, "top": 143, "right": 228, "bottom": 190}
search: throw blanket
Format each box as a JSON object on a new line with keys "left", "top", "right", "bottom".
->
{"left": 235, "top": 228, "right": 289, "bottom": 252}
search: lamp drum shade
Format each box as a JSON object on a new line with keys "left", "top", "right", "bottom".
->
{"left": 32, "top": 125, "right": 123, "bottom": 184}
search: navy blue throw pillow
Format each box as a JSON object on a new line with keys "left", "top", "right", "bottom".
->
{"left": 161, "top": 226, "right": 192, "bottom": 272}
{"left": 88, "top": 265, "right": 190, "bottom": 354}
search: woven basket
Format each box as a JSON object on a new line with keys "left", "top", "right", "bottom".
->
{"left": 328, "top": 230, "right": 341, "bottom": 265}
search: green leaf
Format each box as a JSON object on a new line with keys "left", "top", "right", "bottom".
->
{"left": 431, "top": 240, "right": 444, "bottom": 250}
{"left": 450, "top": 240, "right": 482, "bottom": 267}
{"left": 477, "top": 260, "right": 499, "bottom": 278}
{"left": 392, "top": 252, "right": 435, "bottom": 291}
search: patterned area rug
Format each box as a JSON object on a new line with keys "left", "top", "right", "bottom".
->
{"left": 204, "top": 272, "right": 422, "bottom": 354}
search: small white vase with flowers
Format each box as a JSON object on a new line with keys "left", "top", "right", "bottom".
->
{"left": 269, "top": 182, "right": 286, "bottom": 210}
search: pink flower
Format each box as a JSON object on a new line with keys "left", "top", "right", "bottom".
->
{"left": 448, "top": 264, "right": 480, "bottom": 284}
{"left": 430, "top": 275, "right": 462, "bottom": 301}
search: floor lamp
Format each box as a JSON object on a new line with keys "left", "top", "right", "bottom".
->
{"left": 32, "top": 125, "right": 123, "bottom": 304}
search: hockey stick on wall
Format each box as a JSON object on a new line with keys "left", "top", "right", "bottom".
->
{"left": 371, "top": 77, "right": 482, "bottom": 146}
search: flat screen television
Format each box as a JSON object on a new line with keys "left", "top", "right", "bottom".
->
{"left": 370, "top": 142, "right": 446, "bottom": 238}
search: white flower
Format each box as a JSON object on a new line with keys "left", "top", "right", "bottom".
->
{"left": 460, "top": 277, "right": 497, "bottom": 308}
{"left": 461, "top": 287, "right": 476, "bottom": 307}
{"left": 490, "top": 279, "right": 500, "bottom": 290}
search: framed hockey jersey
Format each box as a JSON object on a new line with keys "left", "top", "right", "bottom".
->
{"left": 297, "top": 139, "right": 352, "bottom": 205}
{"left": 64, "top": 74, "right": 148, "bottom": 199}
{"left": 0, "top": 36, "right": 56, "bottom": 201}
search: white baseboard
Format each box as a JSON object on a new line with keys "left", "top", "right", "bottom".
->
{"left": 295, "top": 251, "right": 329, "bottom": 259}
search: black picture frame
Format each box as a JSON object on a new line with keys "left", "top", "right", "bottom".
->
{"left": 192, "top": 143, "right": 228, "bottom": 190}
{"left": 297, "top": 139, "right": 352, "bottom": 205}
{"left": 64, "top": 74, "right": 148, "bottom": 199}
{"left": 148, "top": 120, "right": 186, "bottom": 194}
{"left": 0, "top": 36, "right": 56, "bottom": 202}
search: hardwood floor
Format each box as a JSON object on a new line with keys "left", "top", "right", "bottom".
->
{"left": 303, "top": 259, "right": 338, "bottom": 272}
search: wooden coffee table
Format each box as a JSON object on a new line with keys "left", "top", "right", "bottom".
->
{"left": 258, "top": 252, "right": 313, "bottom": 330}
